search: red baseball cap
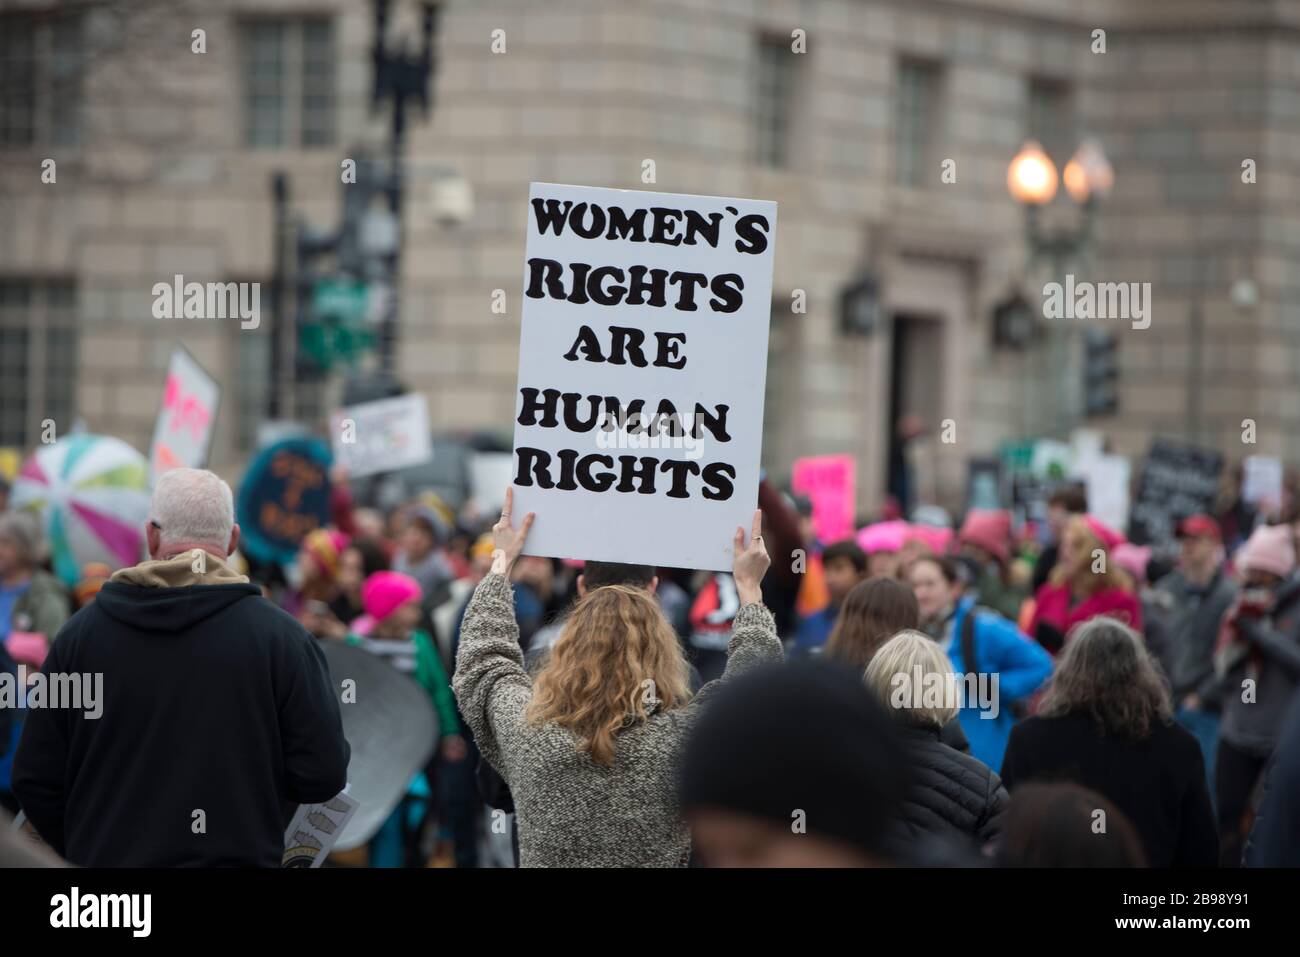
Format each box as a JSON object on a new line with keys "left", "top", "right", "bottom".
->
{"left": 1176, "top": 513, "right": 1221, "bottom": 542}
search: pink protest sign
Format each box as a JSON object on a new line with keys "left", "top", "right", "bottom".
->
{"left": 148, "top": 346, "right": 221, "bottom": 482}
{"left": 792, "top": 454, "right": 857, "bottom": 544}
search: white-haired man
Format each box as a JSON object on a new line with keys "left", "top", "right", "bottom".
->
{"left": 13, "top": 468, "right": 349, "bottom": 866}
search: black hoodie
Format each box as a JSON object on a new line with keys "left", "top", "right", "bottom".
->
{"left": 12, "top": 552, "right": 349, "bottom": 867}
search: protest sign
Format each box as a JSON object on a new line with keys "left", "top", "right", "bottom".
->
{"left": 148, "top": 346, "right": 220, "bottom": 483}
{"left": 469, "top": 452, "right": 514, "bottom": 513}
{"left": 1128, "top": 439, "right": 1222, "bottom": 552}
{"left": 1076, "top": 453, "right": 1130, "bottom": 533}
{"left": 236, "top": 437, "right": 332, "bottom": 565}
{"left": 966, "top": 457, "right": 1003, "bottom": 512}
{"left": 329, "top": 393, "right": 433, "bottom": 478}
{"left": 792, "top": 454, "right": 856, "bottom": 544}
{"left": 1242, "top": 455, "right": 1283, "bottom": 511}
{"left": 510, "top": 183, "right": 777, "bottom": 570}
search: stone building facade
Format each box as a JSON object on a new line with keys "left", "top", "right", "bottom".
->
{"left": 0, "top": 0, "right": 1295, "bottom": 514}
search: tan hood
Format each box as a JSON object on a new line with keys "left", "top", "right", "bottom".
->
{"left": 110, "top": 550, "right": 250, "bottom": 588}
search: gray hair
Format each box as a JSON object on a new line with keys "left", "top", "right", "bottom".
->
{"left": 0, "top": 510, "right": 44, "bottom": 567}
{"left": 1038, "top": 616, "right": 1172, "bottom": 739}
{"left": 149, "top": 468, "right": 234, "bottom": 551}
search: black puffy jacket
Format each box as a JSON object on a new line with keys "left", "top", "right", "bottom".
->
{"left": 890, "top": 722, "right": 1008, "bottom": 849}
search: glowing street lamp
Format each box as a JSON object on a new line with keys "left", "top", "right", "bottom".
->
{"left": 1063, "top": 138, "right": 1114, "bottom": 205}
{"left": 1007, "top": 141, "right": 1059, "bottom": 206}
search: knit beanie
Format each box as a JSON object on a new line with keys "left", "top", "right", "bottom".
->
{"left": 680, "top": 661, "right": 910, "bottom": 860}
{"left": 1236, "top": 523, "right": 1296, "bottom": 580}
{"left": 362, "top": 571, "right": 423, "bottom": 623}
{"left": 302, "top": 528, "right": 350, "bottom": 581}
{"left": 958, "top": 509, "right": 1012, "bottom": 563}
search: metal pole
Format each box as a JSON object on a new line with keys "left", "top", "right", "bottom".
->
{"left": 269, "top": 171, "right": 288, "bottom": 419}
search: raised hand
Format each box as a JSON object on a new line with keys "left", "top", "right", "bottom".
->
{"left": 491, "top": 487, "right": 536, "bottom": 575}
{"left": 732, "top": 509, "right": 769, "bottom": 606}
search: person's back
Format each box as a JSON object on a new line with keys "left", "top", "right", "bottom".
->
{"left": 1000, "top": 618, "right": 1215, "bottom": 868}
{"left": 12, "top": 468, "right": 349, "bottom": 867}
{"left": 455, "top": 492, "right": 779, "bottom": 866}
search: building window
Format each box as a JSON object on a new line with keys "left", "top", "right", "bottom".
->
{"left": 1027, "top": 77, "right": 1074, "bottom": 166}
{"left": 895, "top": 59, "right": 940, "bottom": 187}
{"left": 0, "top": 10, "right": 84, "bottom": 148}
{"left": 0, "top": 280, "right": 78, "bottom": 446}
{"left": 241, "top": 18, "right": 335, "bottom": 149}
{"left": 754, "top": 36, "right": 795, "bottom": 168}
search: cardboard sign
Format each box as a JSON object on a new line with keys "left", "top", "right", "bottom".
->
{"left": 148, "top": 346, "right": 220, "bottom": 483}
{"left": 1128, "top": 439, "right": 1222, "bottom": 552}
{"left": 329, "top": 394, "right": 433, "bottom": 478}
{"left": 510, "top": 183, "right": 777, "bottom": 571}
{"left": 236, "top": 437, "right": 332, "bottom": 565}
{"left": 792, "top": 454, "right": 856, "bottom": 544}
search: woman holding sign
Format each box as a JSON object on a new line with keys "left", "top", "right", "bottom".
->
{"left": 452, "top": 489, "right": 780, "bottom": 867}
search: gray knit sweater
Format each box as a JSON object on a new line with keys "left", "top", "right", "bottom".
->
{"left": 453, "top": 573, "right": 781, "bottom": 867}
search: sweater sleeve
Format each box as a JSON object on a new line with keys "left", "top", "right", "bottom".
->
{"left": 451, "top": 573, "right": 531, "bottom": 778}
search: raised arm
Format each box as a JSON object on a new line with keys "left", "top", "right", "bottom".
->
{"left": 452, "top": 489, "right": 535, "bottom": 776}
{"left": 688, "top": 511, "right": 783, "bottom": 709}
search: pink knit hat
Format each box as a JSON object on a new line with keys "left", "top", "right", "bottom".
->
{"left": 1235, "top": 524, "right": 1296, "bottom": 580}
{"left": 907, "top": 523, "right": 953, "bottom": 555}
{"left": 857, "top": 520, "right": 911, "bottom": 555}
{"left": 362, "top": 571, "right": 423, "bottom": 623}
{"left": 958, "top": 510, "right": 1012, "bottom": 564}
{"left": 1112, "top": 543, "right": 1152, "bottom": 583}
{"left": 1082, "top": 515, "right": 1125, "bottom": 551}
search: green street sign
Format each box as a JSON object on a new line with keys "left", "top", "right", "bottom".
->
{"left": 312, "top": 279, "right": 369, "bottom": 326}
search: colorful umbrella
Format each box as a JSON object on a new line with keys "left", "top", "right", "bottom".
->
{"left": 11, "top": 434, "right": 151, "bottom": 585}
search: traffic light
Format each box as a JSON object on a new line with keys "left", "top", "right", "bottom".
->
{"left": 1082, "top": 327, "right": 1120, "bottom": 417}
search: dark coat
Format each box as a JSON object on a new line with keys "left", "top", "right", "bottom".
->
{"left": 890, "top": 723, "right": 1009, "bottom": 849}
{"left": 1001, "top": 712, "right": 1217, "bottom": 867}
{"left": 13, "top": 575, "right": 349, "bottom": 867}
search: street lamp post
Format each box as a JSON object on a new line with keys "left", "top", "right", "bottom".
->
{"left": 1006, "top": 138, "right": 1113, "bottom": 439}
{"left": 370, "top": 0, "right": 439, "bottom": 377}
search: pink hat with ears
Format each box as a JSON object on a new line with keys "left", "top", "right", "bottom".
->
{"left": 1112, "top": 543, "right": 1152, "bottom": 583}
{"left": 1235, "top": 524, "right": 1297, "bottom": 580}
{"left": 857, "top": 520, "right": 911, "bottom": 555}
{"left": 362, "top": 571, "right": 423, "bottom": 623}
{"left": 1082, "top": 515, "right": 1125, "bottom": 551}
{"left": 908, "top": 523, "right": 954, "bottom": 555}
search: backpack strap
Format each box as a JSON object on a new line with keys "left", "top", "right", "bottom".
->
{"left": 960, "top": 606, "right": 977, "bottom": 676}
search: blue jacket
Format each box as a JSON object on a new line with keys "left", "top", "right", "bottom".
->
{"left": 794, "top": 605, "right": 838, "bottom": 650}
{"left": 944, "top": 597, "right": 1053, "bottom": 773}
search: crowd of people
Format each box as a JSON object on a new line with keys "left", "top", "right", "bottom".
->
{"left": 1, "top": 462, "right": 1299, "bottom": 868}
